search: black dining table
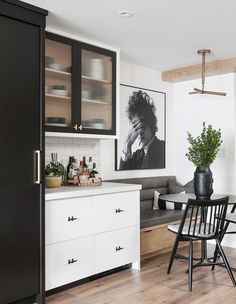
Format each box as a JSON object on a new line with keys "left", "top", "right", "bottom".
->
{"left": 159, "top": 193, "right": 236, "bottom": 271}
{"left": 160, "top": 193, "right": 236, "bottom": 205}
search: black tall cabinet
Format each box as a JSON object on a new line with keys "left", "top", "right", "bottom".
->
{"left": 0, "top": 1, "right": 47, "bottom": 303}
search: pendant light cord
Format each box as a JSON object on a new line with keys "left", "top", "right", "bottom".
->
{"left": 202, "top": 51, "right": 206, "bottom": 91}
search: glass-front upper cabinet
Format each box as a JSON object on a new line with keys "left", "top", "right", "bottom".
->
{"left": 45, "top": 33, "right": 73, "bottom": 131}
{"left": 81, "top": 49, "right": 114, "bottom": 132}
{"left": 45, "top": 32, "right": 117, "bottom": 136}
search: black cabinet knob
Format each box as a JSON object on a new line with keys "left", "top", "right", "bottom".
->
{"left": 115, "top": 208, "right": 124, "bottom": 213}
{"left": 116, "top": 246, "right": 124, "bottom": 252}
{"left": 68, "top": 216, "right": 78, "bottom": 222}
{"left": 68, "top": 258, "right": 78, "bottom": 264}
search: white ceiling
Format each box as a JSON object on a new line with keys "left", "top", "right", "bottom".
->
{"left": 24, "top": 0, "right": 236, "bottom": 71}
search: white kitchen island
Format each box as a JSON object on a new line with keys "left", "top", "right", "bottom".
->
{"left": 45, "top": 182, "right": 141, "bottom": 291}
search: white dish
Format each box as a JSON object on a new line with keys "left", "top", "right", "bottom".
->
{"left": 45, "top": 123, "right": 68, "bottom": 127}
{"left": 51, "top": 89, "right": 69, "bottom": 97}
{"left": 89, "top": 58, "right": 104, "bottom": 80}
{"left": 48, "top": 63, "right": 62, "bottom": 71}
{"left": 82, "top": 90, "right": 90, "bottom": 99}
{"left": 90, "top": 123, "right": 105, "bottom": 129}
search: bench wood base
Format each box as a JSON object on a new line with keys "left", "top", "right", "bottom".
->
{"left": 141, "top": 220, "right": 188, "bottom": 260}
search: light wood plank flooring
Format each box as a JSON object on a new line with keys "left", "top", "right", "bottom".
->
{"left": 46, "top": 244, "right": 236, "bottom": 304}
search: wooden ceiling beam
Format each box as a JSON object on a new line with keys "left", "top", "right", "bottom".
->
{"left": 162, "top": 57, "right": 236, "bottom": 83}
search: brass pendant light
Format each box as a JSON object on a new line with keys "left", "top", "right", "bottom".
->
{"left": 189, "top": 49, "right": 227, "bottom": 96}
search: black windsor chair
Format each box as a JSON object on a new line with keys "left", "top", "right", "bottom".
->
{"left": 212, "top": 204, "right": 236, "bottom": 272}
{"left": 167, "top": 196, "right": 236, "bottom": 291}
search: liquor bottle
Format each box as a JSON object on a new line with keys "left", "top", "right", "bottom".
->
{"left": 60, "top": 159, "right": 66, "bottom": 185}
{"left": 83, "top": 156, "right": 88, "bottom": 170}
{"left": 79, "top": 157, "right": 89, "bottom": 183}
{"left": 90, "top": 162, "right": 98, "bottom": 178}
{"left": 67, "top": 156, "right": 75, "bottom": 179}
{"left": 88, "top": 157, "right": 93, "bottom": 172}
{"left": 79, "top": 160, "right": 83, "bottom": 173}
{"left": 73, "top": 158, "right": 78, "bottom": 177}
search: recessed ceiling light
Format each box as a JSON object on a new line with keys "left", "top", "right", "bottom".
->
{"left": 118, "top": 10, "right": 133, "bottom": 17}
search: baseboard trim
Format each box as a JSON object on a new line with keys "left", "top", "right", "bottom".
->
{"left": 46, "top": 264, "right": 132, "bottom": 297}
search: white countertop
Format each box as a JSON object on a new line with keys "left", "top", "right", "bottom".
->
{"left": 45, "top": 182, "right": 142, "bottom": 201}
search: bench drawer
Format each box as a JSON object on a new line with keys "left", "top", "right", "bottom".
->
{"left": 141, "top": 222, "right": 177, "bottom": 256}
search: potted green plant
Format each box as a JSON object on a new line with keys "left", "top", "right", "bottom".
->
{"left": 185, "top": 122, "right": 222, "bottom": 199}
{"left": 45, "top": 161, "right": 65, "bottom": 188}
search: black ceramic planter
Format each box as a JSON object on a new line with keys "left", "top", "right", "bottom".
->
{"left": 194, "top": 166, "right": 213, "bottom": 199}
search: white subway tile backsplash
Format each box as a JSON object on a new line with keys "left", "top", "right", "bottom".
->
{"left": 45, "top": 137, "right": 59, "bottom": 144}
{"left": 72, "top": 138, "right": 87, "bottom": 145}
{"left": 45, "top": 137, "right": 101, "bottom": 172}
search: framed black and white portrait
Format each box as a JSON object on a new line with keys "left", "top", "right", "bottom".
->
{"left": 115, "top": 84, "right": 166, "bottom": 171}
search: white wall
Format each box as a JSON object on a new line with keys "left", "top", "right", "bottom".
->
{"left": 100, "top": 61, "right": 176, "bottom": 180}
{"left": 174, "top": 73, "right": 236, "bottom": 248}
{"left": 174, "top": 73, "right": 236, "bottom": 194}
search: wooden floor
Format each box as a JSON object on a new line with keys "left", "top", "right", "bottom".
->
{"left": 46, "top": 244, "right": 236, "bottom": 304}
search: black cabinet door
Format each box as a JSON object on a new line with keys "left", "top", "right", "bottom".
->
{"left": 0, "top": 15, "right": 41, "bottom": 304}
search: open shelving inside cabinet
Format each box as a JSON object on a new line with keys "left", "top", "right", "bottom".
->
{"left": 45, "top": 38, "right": 72, "bottom": 129}
{"left": 81, "top": 49, "right": 113, "bottom": 130}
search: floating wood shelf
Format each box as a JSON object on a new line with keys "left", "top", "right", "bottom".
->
{"left": 162, "top": 57, "right": 236, "bottom": 83}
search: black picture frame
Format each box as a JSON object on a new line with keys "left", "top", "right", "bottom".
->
{"left": 115, "top": 84, "right": 166, "bottom": 171}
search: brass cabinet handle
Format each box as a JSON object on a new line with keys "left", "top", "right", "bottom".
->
{"left": 78, "top": 124, "right": 83, "bottom": 131}
{"left": 73, "top": 124, "right": 78, "bottom": 130}
{"left": 34, "top": 150, "right": 41, "bottom": 184}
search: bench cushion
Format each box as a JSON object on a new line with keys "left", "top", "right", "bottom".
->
{"left": 141, "top": 209, "right": 187, "bottom": 228}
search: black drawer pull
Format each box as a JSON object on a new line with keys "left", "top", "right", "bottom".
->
{"left": 116, "top": 246, "right": 124, "bottom": 251}
{"left": 68, "top": 216, "right": 78, "bottom": 222}
{"left": 68, "top": 258, "right": 78, "bottom": 264}
{"left": 115, "top": 208, "right": 124, "bottom": 213}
